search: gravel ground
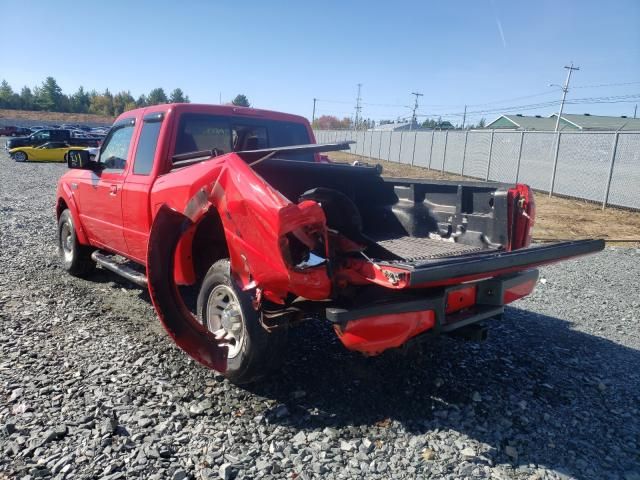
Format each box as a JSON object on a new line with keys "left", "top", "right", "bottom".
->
{"left": 1, "top": 139, "right": 639, "bottom": 480}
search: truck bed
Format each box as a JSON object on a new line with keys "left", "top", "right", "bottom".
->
{"left": 374, "top": 236, "right": 490, "bottom": 262}
{"left": 255, "top": 158, "right": 510, "bottom": 263}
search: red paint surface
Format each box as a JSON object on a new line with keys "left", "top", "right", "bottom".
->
{"left": 507, "top": 184, "right": 536, "bottom": 251}
{"left": 446, "top": 285, "right": 477, "bottom": 314}
{"left": 335, "top": 310, "right": 436, "bottom": 355}
{"left": 503, "top": 278, "right": 537, "bottom": 304}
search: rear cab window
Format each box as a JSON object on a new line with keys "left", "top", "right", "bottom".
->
{"left": 174, "top": 114, "right": 312, "bottom": 162}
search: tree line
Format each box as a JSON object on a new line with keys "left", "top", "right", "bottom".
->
{"left": 313, "top": 114, "right": 487, "bottom": 130}
{"left": 0, "top": 77, "right": 191, "bottom": 117}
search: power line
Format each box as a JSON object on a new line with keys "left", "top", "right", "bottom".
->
{"left": 572, "top": 80, "right": 640, "bottom": 89}
{"left": 412, "top": 94, "right": 640, "bottom": 119}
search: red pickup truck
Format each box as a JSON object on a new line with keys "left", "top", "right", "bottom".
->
{"left": 56, "top": 103, "right": 603, "bottom": 383}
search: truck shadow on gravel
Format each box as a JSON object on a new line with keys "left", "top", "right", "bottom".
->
{"left": 247, "top": 306, "right": 639, "bottom": 474}
{"left": 85, "top": 270, "right": 638, "bottom": 474}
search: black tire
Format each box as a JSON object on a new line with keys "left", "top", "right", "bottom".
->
{"left": 13, "top": 151, "right": 27, "bottom": 162}
{"left": 197, "top": 259, "right": 287, "bottom": 384}
{"left": 57, "top": 209, "right": 95, "bottom": 277}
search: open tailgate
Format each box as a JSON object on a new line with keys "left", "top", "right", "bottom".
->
{"left": 384, "top": 239, "right": 605, "bottom": 288}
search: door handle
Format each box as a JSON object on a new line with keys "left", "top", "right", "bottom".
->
{"left": 109, "top": 184, "right": 118, "bottom": 195}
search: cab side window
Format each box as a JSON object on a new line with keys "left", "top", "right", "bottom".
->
{"left": 99, "top": 122, "right": 135, "bottom": 172}
{"left": 133, "top": 114, "right": 163, "bottom": 175}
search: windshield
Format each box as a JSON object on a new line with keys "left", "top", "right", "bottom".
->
{"left": 175, "top": 113, "right": 313, "bottom": 161}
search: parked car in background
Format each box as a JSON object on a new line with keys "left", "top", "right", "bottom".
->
{"left": 1, "top": 126, "right": 20, "bottom": 136}
{"left": 0, "top": 126, "right": 35, "bottom": 136}
{"left": 17, "top": 127, "right": 34, "bottom": 136}
{"left": 5, "top": 129, "right": 101, "bottom": 150}
{"left": 10, "top": 141, "right": 86, "bottom": 162}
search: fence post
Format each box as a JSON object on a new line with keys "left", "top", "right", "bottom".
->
{"left": 441, "top": 130, "right": 449, "bottom": 173}
{"left": 602, "top": 132, "right": 620, "bottom": 209}
{"left": 548, "top": 131, "right": 562, "bottom": 197}
{"left": 428, "top": 130, "right": 435, "bottom": 170}
{"left": 387, "top": 131, "right": 392, "bottom": 161}
{"left": 398, "top": 130, "right": 404, "bottom": 163}
{"left": 515, "top": 131, "right": 525, "bottom": 183}
{"left": 369, "top": 130, "right": 374, "bottom": 158}
{"left": 485, "top": 130, "right": 495, "bottom": 181}
{"left": 411, "top": 131, "right": 418, "bottom": 166}
{"left": 378, "top": 132, "right": 383, "bottom": 160}
{"left": 461, "top": 130, "right": 468, "bottom": 175}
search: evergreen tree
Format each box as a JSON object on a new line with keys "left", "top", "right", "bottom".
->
{"left": 19, "top": 87, "right": 34, "bottom": 110}
{"left": 0, "top": 80, "right": 15, "bottom": 108}
{"left": 147, "top": 88, "right": 168, "bottom": 105}
{"left": 136, "top": 94, "right": 148, "bottom": 107}
{"left": 70, "top": 86, "right": 91, "bottom": 113}
{"left": 35, "top": 77, "right": 65, "bottom": 111}
{"left": 169, "top": 88, "right": 186, "bottom": 103}
{"left": 232, "top": 94, "right": 250, "bottom": 107}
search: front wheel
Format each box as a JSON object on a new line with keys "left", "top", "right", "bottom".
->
{"left": 57, "top": 209, "right": 95, "bottom": 277}
{"left": 197, "top": 259, "right": 287, "bottom": 384}
{"left": 13, "top": 151, "right": 27, "bottom": 162}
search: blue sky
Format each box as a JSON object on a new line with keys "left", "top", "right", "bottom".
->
{"left": 1, "top": 0, "right": 639, "bottom": 124}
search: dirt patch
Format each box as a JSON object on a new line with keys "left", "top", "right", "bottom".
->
{"left": 329, "top": 151, "right": 640, "bottom": 247}
{"left": 0, "top": 108, "right": 113, "bottom": 125}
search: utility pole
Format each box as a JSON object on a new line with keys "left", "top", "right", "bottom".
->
{"left": 410, "top": 92, "right": 423, "bottom": 131}
{"left": 634, "top": 104, "right": 637, "bottom": 119}
{"left": 312, "top": 98, "right": 317, "bottom": 125}
{"left": 553, "top": 62, "right": 580, "bottom": 132}
{"left": 462, "top": 105, "right": 467, "bottom": 130}
{"left": 354, "top": 83, "right": 362, "bottom": 130}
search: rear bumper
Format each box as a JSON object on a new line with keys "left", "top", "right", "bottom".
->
{"left": 328, "top": 269, "right": 539, "bottom": 355}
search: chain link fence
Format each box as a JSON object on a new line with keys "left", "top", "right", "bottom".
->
{"left": 314, "top": 129, "right": 640, "bottom": 211}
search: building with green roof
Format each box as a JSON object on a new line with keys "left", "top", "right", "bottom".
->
{"left": 486, "top": 113, "right": 640, "bottom": 131}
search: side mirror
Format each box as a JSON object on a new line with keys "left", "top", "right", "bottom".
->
{"left": 67, "top": 149, "right": 100, "bottom": 170}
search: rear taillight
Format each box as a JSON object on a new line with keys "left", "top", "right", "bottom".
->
{"left": 507, "top": 184, "right": 535, "bottom": 251}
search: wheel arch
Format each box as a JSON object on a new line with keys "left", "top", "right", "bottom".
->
{"left": 173, "top": 205, "right": 229, "bottom": 286}
{"left": 56, "top": 189, "right": 89, "bottom": 245}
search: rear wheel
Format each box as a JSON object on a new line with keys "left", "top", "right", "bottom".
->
{"left": 13, "top": 151, "right": 27, "bottom": 162}
{"left": 57, "top": 209, "right": 95, "bottom": 277}
{"left": 197, "top": 259, "right": 287, "bottom": 384}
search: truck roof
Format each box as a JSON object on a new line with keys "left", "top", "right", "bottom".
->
{"left": 114, "top": 103, "right": 310, "bottom": 126}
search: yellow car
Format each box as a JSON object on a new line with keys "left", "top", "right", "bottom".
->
{"left": 10, "top": 142, "right": 84, "bottom": 163}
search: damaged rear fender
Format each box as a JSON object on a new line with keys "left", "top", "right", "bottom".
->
{"left": 147, "top": 204, "right": 227, "bottom": 372}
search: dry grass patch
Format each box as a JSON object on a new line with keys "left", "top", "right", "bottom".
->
{"left": 0, "top": 108, "right": 113, "bottom": 125}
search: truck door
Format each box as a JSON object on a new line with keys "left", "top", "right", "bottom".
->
{"left": 77, "top": 118, "right": 135, "bottom": 255}
{"left": 122, "top": 112, "right": 165, "bottom": 263}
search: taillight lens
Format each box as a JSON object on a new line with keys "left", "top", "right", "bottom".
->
{"left": 507, "top": 184, "right": 536, "bottom": 251}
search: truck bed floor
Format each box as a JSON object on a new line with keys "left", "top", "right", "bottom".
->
{"left": 375, "top": 236, "right": 489, "bottom": 262}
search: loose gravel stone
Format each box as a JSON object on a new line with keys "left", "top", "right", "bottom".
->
{"left": 0, "top": 142, "right": 638, "bottom": 479}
